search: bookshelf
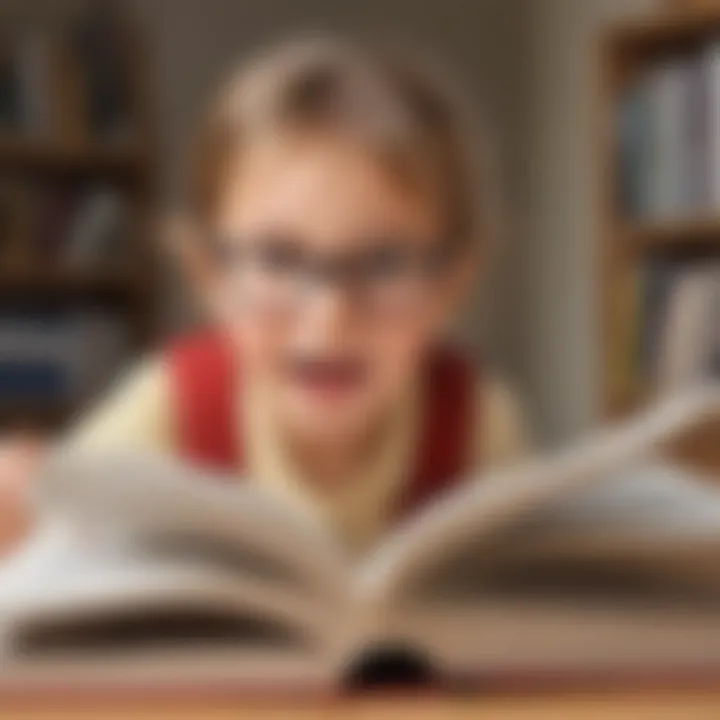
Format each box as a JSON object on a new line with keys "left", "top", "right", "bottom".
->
{"left": 600, "top": 6, "right": 720, "bottom": 472}
{"left": 0, "top": 1, "right": 156, "bottom": 430}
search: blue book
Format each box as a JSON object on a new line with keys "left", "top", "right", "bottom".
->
{"left": 0, "top": 361, "right": 69, "bottom": 401}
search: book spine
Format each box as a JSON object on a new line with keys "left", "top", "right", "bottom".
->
{"left": 15, "top": 34, "right": 51, "bottom": 138}
{"left": 617, "top": 80, "right": 649, "bottom": 219}
{"left": 638, "top": 258, "right": 676, "bottom": 383}
{"left": 0, "top": 312, "right": 74, "bottom": 403}
{"left": 706, "top": 41, "right": 720, "bottom": 209}
{"left": 657, "top": 267, "right": 720, "bottom": 391}
{"left": 686, "top": 52, "right": 710, "bottom": 213}
{"left": 709, "top": 273, "right": 720, "bottom": 380}
{"left": 0, "top": 45, "right": 21, "bottom": 132}
{"left": 63, "top": 189, "right": 127, "bottom": 270}
{"left": 0, "top": 307, "right": 130, "bottom": 406}
{"left": 72, "top": 5, "right": 132, "bottom": 143}
{"left": 0, "top": 362, "right": 68, "bottom": 400}
{"left": 47, "top": 36, "right": 88, "bottom": 146}
{"left": 646, "top": 60, "right": 690, "bottom": 220}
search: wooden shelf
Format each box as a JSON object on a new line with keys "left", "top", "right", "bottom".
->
{"left": 600, "top": 7, "right": 720, "bottom": 476}
{"left": 0, "top": 268, "right": 143, "bottom": 295}
{"left": 0, "top": 401, "right": 75, "bottom": 430}
{"left": 607, "top": 6, "right": 720, "bottom": 51}
{"left": 0, "top": 136, "right": 148, "bottom": 175}
{"left": 0, "top": 5, "right": 156, "bottom": 435}
{"left": 624, "top": 217, "right": 720, "bottom": 249}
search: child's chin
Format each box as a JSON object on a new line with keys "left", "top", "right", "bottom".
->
{"left": 284, "top": 390, "right": 370, "bottom": 438}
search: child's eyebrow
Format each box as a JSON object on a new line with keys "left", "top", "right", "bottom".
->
{"left": 345, "top": 231, "right": 441, "bottom": 248}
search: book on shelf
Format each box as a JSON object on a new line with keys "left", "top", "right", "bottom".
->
{"left": 1, "top": 32, "right": 82, "bottom": 142}
{"left": 0, "top": 387, "right": 719, "bottom": 691}
{"left": 0, "top": 307, "right": 131, "bottom": 410}
{"left": 72, "top": 0, "right": 134, "bottom": 143}
{"left": 47, "top": 33, "right": 91, "bottom": 147}
{"left": 2, "top": 178, "right": 132, "bottom": 271}
{"left": 647, "top": 58, "right": 691, "bottom": 219}
{"left": 0, "top": 3, "right": 134, "bottom": 145}
{"left": 0, "top": 362, "right": 66, "bottom": 402}
{"left": 63, "top": 188, "right": 130, "bottom": 271}
{"left": 618, "top": 257, "right": 720, "bottom": 396}
{"left": 637, "top": 258, "right": 676, "bottom": 379}
{"left": 656, "top": 266, "right": 719, "bottom": 390}
{"left": 14, "top": 33, "right": 53, "bottom": 139}
{"left": 616, "top": 40, "right": 720, "bottom": 221}
{"left": 32, "top": 181, "right": 80, "bottom": 262}
{"left": 617, "top": 74, "right": 652, "bottom": 218}
{"left": 0, "top": 178, "right": 32, "bottom": 270}
{"left": 706, "top": 41, "right": 720, "bottom": 210}
{"left": 0, "top": 44, "right": 21, "bottom": 132}
{"left": 687, "top": 49, "right": 710, "bottom": 212}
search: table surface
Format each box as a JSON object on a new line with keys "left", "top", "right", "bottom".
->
{"left": 3, "top": 690, "right": 720, "bottom": 719}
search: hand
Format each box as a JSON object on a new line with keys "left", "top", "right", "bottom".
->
{"left": 0, "top": 437, "right": 45, "bottom": 555}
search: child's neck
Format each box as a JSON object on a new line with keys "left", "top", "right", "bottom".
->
{"left": 282, "top": 418, "right": 387, "bottom": 493}
{"left": 251, "top": 376, "right": 418, "bottom": 496}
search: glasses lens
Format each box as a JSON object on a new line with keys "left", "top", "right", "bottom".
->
{"left": 223, "top": 237, "right": 445, "bottom": 316}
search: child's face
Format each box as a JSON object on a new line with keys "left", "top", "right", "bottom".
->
{"left": 211, "top": 132, "right": 468, "bottom": 442}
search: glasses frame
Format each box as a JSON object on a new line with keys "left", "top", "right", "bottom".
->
{"left": 211, "top": 233, "right": 469, "bottom": 315}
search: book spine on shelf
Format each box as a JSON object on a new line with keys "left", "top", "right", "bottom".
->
{"left": 651, "top": 265, "right": 720, "bottom": 391}
{"left": 617, "top": 80, "right": 651, "bottom": 219}
{"left": 616, "top": 45, "right": 720, "bottom": 221}
{"left": 63, "top": 189, "right": 128, "bottom": 270}
{"left": 686, "top": 52, "right": 710, "bottom": 213}
{"left": 705, "top": 41, "right": 720, "bottom": 210}
{"left": 646, "top": 59, "right": 691, "bottom": 220}
{"left": 0, "top": 310, "right": 130, "bottom": 408}
{"left": 638, "top": 258, "right": 677, "bottom": 382}
{"left": 14, "top": 34, "right": 52, "bottom": 138}
{"left": 0, "top": 45, "right": 21, "bottom": 132}
{"left": 72, "top": 5, "right": 133, "bottom": 144}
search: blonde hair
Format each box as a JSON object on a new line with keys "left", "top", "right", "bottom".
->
{"left": 193, "top": 37, "right": 497, "bottom": 250}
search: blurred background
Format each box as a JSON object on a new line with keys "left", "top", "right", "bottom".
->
{"left": 0, "top": 0, "right": 717, "bottom": 468}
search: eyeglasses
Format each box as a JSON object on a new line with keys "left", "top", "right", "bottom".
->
{"left": 213, "top": 235, "right": 464, "bottom": 316}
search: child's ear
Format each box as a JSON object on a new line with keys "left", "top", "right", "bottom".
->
{"left": 445, "top": 241, "right": 483, "bottom": 313}
{"left": 161, "top": 212, "right": 216, "bottom": 295}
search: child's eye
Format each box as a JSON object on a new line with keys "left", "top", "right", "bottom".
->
{"left": 252, "top": 238, "right": 306, "bottom": 274}
{"left": 359, "top": 246, "right": 415, "bottom": 279}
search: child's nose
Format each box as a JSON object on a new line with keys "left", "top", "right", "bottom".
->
{"left": 303, "top": 282, "right": 355, "bottom": 335}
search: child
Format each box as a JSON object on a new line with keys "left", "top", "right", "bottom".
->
{"left": 0, "top": 38, "right": 527, "bottom": 553}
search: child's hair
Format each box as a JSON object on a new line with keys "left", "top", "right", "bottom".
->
{"left": 192, "top": 36, "right": 497, "bottom": 251}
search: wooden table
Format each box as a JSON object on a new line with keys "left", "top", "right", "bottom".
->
{"left": 3, "top": 690, "right": 720, "bottom": 719}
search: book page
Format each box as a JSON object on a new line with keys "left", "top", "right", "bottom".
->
{"left": 486, "top": 461, "right": 720, "bottom": 581}
{"left": 355, "top": 384, "right": 720, "bottom": 603}
{"left": 0, "top": 519, "right": 331, "bottom": 668}
{"left": 35, "top": 449, "right": 350, "bottom": 600}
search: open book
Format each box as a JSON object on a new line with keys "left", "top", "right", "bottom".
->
{"left": 0, "top": 386, "right": 720, "bottom": 692}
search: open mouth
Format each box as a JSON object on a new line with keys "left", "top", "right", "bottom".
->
{"left": 287, "top": 356, "right": 368, "bottom": 398}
